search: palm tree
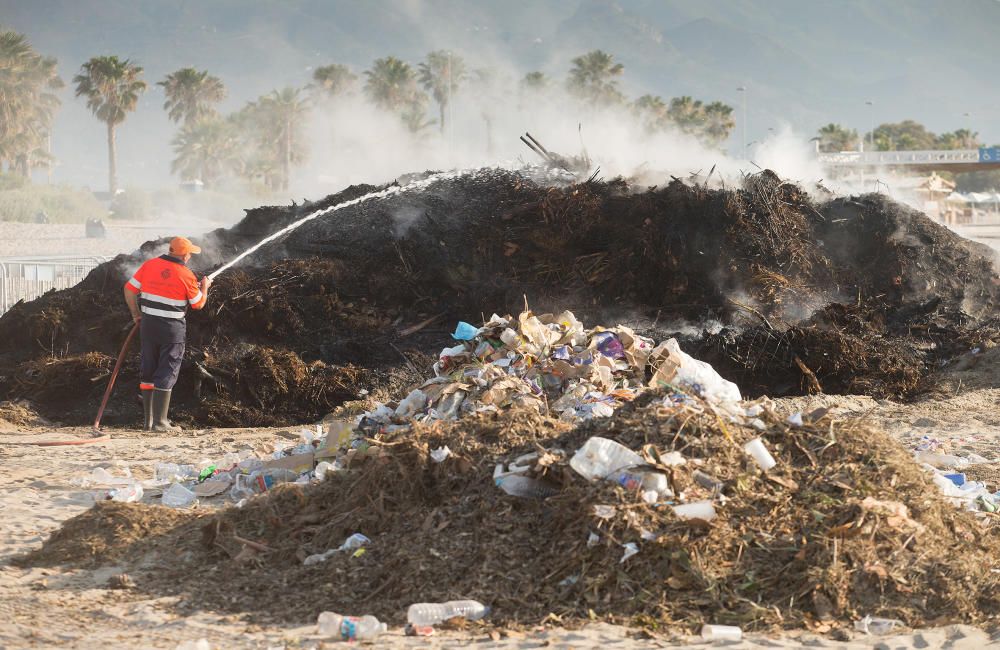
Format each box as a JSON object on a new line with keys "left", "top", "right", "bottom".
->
{"left": 248, "top": 88, "right": 308, "bottom": 191}
{"left": 702, "top": 102, "right": 736, "bottom": 146}
{"left": 310, "top": 63, "right": 357, "bottom": 99}
{"left": 666, "top": 96, "right": 706, "bottom": 136}
{"left": 170, "top": 117, "right": 241, "bottom": 188}
{"left": 937, "top": 129, "right": 980, "bottom": 150}
{"left": 158, "top": 67, "right": 226, "bottom": 126}
{"left": 0, "top": 31, "right": 62, "bottom": 177}
{"left": 520, "top": 71, "right": 549, "bottom": 92}
{"left": 74, "top": 56, "right": 146, "bottom": 193}
{"left": 632, "top": 94, "right": 669, "bottom": 132}
{"left": 567, "top": 50, "right": 624, "bottom": 108}
{"left": 364, "top": 57, "right": 429, "bottom": 133}
{"left": 816, "top": 123, "right": 859, "bottom": 153}
{"left": 418, "top": 50, "right": 465, "bottom": 134}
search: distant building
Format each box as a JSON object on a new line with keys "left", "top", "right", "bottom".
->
{"left": 913, "top": 172, "right": 956, "bottom": 222}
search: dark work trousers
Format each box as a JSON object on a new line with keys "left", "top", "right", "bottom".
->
{"left": 140, "top": 316, "right": 186, "bottom": 390}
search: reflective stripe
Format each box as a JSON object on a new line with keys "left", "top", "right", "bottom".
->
{"left": 128, "top": 277, "right": 141, "bottom": 289}
{"left": 141, "top": 292, "right": 188, "bottom": 307}
{"left": 139, "top": 382, "right": 154, "bottom": 390}
{"left": 141, "top": 305, "right": 185, "bottom": 319}
{"left": 188, "top": 290, "right": 203, "bottom": 305}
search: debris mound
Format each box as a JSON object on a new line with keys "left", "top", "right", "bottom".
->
{"left": 16, "top": 501, "right": 190, "bottom": 568}
{"left": 0, "top": 167, "right": 997, "bottom": 424}
{"left": 22, "top": 394, "right": 1000, "bottom": 630}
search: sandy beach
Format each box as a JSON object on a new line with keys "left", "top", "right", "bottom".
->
{"left": 2, "top": 379, "right": 998, "bottom": 648}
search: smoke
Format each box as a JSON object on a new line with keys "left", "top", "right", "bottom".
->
{"left": 297, "top": 78, "right": 829, "bottom": 200}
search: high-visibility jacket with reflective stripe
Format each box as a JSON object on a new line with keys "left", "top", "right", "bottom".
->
{"left": 124, "top": 255, "right": 206, "bottom": 320}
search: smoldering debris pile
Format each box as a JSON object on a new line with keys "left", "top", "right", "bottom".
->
{"left": 0, "top": 167, "right": 998, "bottom": 426}
{"left": 19, "top": 357, "right": 1000, "bottom": 632}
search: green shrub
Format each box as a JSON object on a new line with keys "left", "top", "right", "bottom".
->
{"left": 0, "top": 183, "right": 106, "bottom": 223}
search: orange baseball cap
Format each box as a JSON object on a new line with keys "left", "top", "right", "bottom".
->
{"left": 169, "top": 236, "right": 201, "bottom": 256}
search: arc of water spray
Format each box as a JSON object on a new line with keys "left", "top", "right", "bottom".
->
{"left": 206, "top": 169, "right": 470, "bottom": 281}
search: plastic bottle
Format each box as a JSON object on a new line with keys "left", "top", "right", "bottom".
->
{"left": 161, "top": 483, "right": 197, "bottom": 508}
{"left": 316, "top": 612, "right": 386, "bottom": 640}
{"left": 154, "top": 463, "right": 196, "bottom": 482}
{"left": 108, "top": 483, "right": 143, "bottom": 503}
{"left": 914, "top": 451, "right": 970, "bottom": 469}
{"left": 406, "top": 600, "right": 488, "bottom": 627}
{"left": 854, "top": 615, "right": 903, "bottom": 635}
{"left": 570, "top": 436, "right": 643, "bottom": 480}
{"left": 230, "top": 468, "right": 300, "bottom": 500}
{"left": 610, "top": 469, "right": 671, "bottom": 496}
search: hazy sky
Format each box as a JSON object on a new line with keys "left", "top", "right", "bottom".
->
{"left": 3, "top": 0, "right": 998, "bottom": 194}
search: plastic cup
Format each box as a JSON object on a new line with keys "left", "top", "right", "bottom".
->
{"left": 744, "top": 437, "right": 776, "bottom": 472}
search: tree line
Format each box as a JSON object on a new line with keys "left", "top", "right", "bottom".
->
{"left": 816, "top": 121, "right": 984, "bottom": 153}
{"left": 2, "top": 30, "right": 740, "bottom": 193}
{"left": 11, "top": 26, "right": 992, "bottom": 197}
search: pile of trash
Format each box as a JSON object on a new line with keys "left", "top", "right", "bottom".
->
{"left": 21, "top": 312, "right": 1000, "bottom": 635}
{"left": 359, "top": 310, "right": 741, "bottom": 431}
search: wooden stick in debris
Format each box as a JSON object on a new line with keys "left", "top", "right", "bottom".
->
{"left": 519, "top": 135, "right": 549, "bottom": 161}
{"left": 525, "top": 132, "right": 553, "bottom": 158}
{"left": 399, "top": 312, "right": 444, "bottom": 337}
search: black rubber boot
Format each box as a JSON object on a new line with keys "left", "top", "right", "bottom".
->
{"left": 142, "top": 390, "right": 154, "bottom": 432}
{"left": 152, "top": 388, "right": 181, "bottom": 433}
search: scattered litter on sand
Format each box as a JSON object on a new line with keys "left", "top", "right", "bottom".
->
{"left": 19, "top": 310, "right": 1000, "bottom": 635}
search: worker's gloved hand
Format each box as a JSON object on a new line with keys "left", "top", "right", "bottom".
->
{"left": 201, "top": 276, "right": 212, "bottom": 292}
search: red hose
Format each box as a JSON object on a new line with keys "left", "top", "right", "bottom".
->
{"left": 92, "top": 322, "right": 139, "bottom": 432}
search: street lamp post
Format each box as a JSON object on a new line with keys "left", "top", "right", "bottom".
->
{"left": 865, "top": 100, "right": 874, "bottom": 151}
{"left": 737, "top": 86, "right": 747, "bottom": 159}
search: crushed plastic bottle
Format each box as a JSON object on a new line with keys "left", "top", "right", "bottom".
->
{"left": 570, "top": 436, "right": 643, "bottom": 480}
{"left": 316, "top": 611, "right": 387, "bottom": 640}
{"left": 74, "top": 466, "right": 133, "bottom": 488}
{"left": 229, "top": 468, "right": 300, "bottom": 500}
{"left": 914, "top": 451, "right": 970, "bottom": 469}
{"left": 609, "top": 469, "right": 672, "bottom": 497}
{"left": 161, "top": 483, "right": 197, "bottom": 508}
{"left": 154, "top": 463, "right": 196, "bottom": 482}
{"left": 108, "top": 483, "right": 143, "bottom": 503}
{"left": 407, "top": 600, "right": 488, "bottom": 627}
{"left": 854, "top": 615, "right": 904, "bottom": 635}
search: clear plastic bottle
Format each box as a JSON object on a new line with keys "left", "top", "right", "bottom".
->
{"left": 610, "top": 469, "right": 671, "bottom": 496}
{"left": 316, "top": 612, "right": 386, "bottom": 640}
{"left": 230, "top": 468, "right": 299, "bottom": 500}
{"left": 406, "top": 600, "right": 488, "bottom": 626}
{"left": 154, "top": 463, "right": 196, "bottom": 482}
{"left": 570, "top": 436, "right": 643, "bottom": 480}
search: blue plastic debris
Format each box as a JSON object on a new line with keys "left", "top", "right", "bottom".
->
{"left": 944, "top": 473, "right": 966, "bottom": 487}
{"left": 452, "top": 321, "right": 480, "bottom": 340}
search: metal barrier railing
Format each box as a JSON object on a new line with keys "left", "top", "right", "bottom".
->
{"left": 0, "top": 255, "right": 110, "bottom": 314}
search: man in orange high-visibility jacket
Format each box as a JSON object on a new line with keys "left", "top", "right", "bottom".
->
{"left": 123, "top": 236, "right": 212, "bottom": 432}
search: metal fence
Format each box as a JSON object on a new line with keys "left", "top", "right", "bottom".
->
{"left": 0, "top": 255, "right": 110, "bottom": 314}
